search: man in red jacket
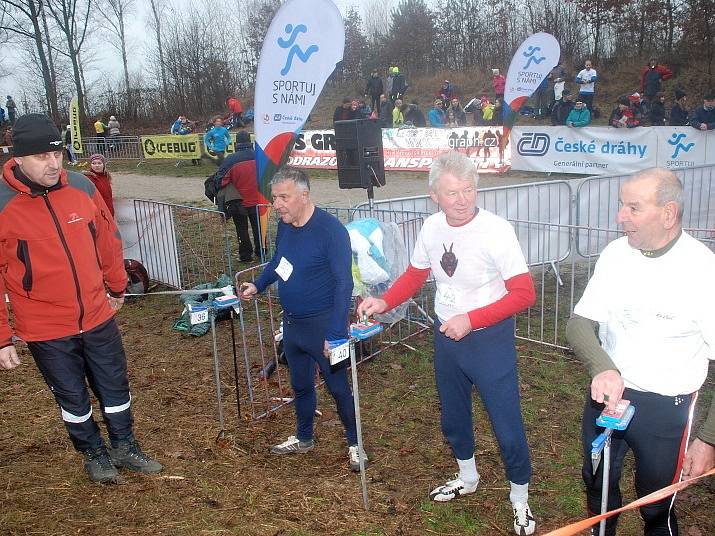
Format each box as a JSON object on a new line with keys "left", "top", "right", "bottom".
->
{"left": 0, "top": 114, "right": 162, "bottom": 483}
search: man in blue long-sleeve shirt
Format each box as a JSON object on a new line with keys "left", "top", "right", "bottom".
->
{"left": 239, "top": 168, "right": 366, "bottom": 472}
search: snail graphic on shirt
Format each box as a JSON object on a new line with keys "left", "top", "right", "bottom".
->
{"left": 440, "top": 243, "right": 458, "bottom": 277}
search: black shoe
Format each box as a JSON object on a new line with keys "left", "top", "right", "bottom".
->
{"left": 109, "top": 440, "right": 163, "bottom": 474}
{"left": 83, "top": 445, "right": 119, "bottom": 483}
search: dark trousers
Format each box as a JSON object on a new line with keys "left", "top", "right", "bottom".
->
{"left": 28, "top": 318, "right": 134, "bottom": 452}
{"left": 282, "top": 310, "right": 358, "bottom": 446}
{"left": 370, "top": 94, "right": 380, "bottom": 114}
{"left": 226, "top": 201, "right": 262, "bottom": 261}
{"left": 433, "top": 317, "right": 532, "bottom": 484}
{"left": 580, "top": 92, "right": 595, "bottom": 111}
{"left": 581, "top": 388, "right": 694, "bottom": 536}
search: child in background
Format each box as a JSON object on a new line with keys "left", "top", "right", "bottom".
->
{"left": 83, "top": 153, "right": 115, "bottom": 217}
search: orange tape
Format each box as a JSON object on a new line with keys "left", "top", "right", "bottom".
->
{"left": 542, "top": 468, "right": 715, "bottom": 536}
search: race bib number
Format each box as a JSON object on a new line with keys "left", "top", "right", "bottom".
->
{"left": 189, "top": 307, "right": 209, "bottom": 325}
{"left": 275, "top": 257, "right": 293, "bottom": 281}
{"left": 437, "top": 285, "right": 458, "bottom": 308}
{"left": 329, "top": 340, "right": 350, "bottom": 367}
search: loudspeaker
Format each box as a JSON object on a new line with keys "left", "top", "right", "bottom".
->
{"left": 334, "top": 119, "right": 386, "bottom": 189}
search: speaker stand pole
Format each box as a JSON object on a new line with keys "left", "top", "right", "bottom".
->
{"left": 367, "top": 183, "right": 375, "bottom": 218}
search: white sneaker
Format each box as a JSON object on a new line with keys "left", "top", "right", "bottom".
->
{"left": 429, "top": 474, "right": 478, "bottom": 502}
{"left": 270, "top": 435, "right": 314, "bottom": 455}
{"left": 348, "top": 445, "right": 368, "bottom": 472}
{"left": 513, "top": 502, "right": 536, "bottom": 535}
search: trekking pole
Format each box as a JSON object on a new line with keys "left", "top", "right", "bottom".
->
{"left": 208, "top": 308, "right": 225, "bottom": 439}
{"left": 591, "top": 400, "right": 635, "bottom": 536}
{"left": 348, "top": 338, "right": 369, "bottom": 510}
{"left": 229, "top": 308, "right": 241, "bottom": 419}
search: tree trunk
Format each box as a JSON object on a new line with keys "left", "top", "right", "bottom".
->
{"left": 28, "top": 1, "right": 59, "bottom": 121}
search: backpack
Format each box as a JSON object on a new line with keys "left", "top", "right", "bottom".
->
{"left": 124, "top": 259, "right": 149, "bottom": 295}
{"left": 204, "top": 171, "right": 224, "bottom": 202}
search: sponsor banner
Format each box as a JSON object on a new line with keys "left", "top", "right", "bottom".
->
{"left": 287, "top": 127, "right": 512, "bottom": 173}
{"left": 141, "top": 134, "right": 202, "bottom": 160}
{"left": 655, "top": 127, "right": 710, "bottom": 170}
{"left": 254, "top": 0, "right": 345, "bottom": 198}
{"left": 511, "top": 126, "right": 714, "bottom": 175}
{"left": 511, "top": 126, "right": 657, "bottom": 175}
{"left": 70, "top": 97, "right": 83, "bottom": 154}
{"left": 504, "top": 33, "right": 560, "bottom": 131}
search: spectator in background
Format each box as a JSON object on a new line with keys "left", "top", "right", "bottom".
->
{"left": 392, "top": 99, "right": 405, "bottom": 126}
{"left": 492, "top": 69, "right": 506, "bottom": 101}
{"left": 171, "top": 115, "right": 190, "bottom": 135}
{"left": 83, "top": 153, "right": 115, "bottom": 217}
{"left": 364, "top": 69, "right": 384, "bottom": 114}
{"left": 533, "top": 77, "right": 549, "bottom": 118}
{"left": 356, "top": 99, "right": 373, "bottom": 119}
{"left": 551, "top": 89, "right": 574, "bottom": 126}
{"left": 333, "top": 98, "right": 356, "bottom": 125}
{"left": 404, "top": 100, "right": 426, "bottom": 127}
{"left": 390, "top": 67, "right": 408, "bottom": 103}
{"left": 575, "top": 60, "right": 597, "bottom": 111}
{"left": 492, "top": 98, "right": 504, "bottom": 126}
{"left": 548, "top": 61, "right": 567, "bottom": 109}
{"left": 428, "top": 98, "right": 446, "bottom": 127}
{"left": 203, "top": 116, "right": 232, "bottom": 165}
{"left": 669, "top": 89, "right": 689, "bottom": 126}
{"left": 0, "top": 106, "right": 5, "bottom": 125}
{"left": 481, "top": 97, "right": 495, "bottom": 124}
{"left": 107, "top": 115, "right": 120, "bottom": 149}
{"left": 649, "top": 92, "right": 667, "bottom": 126}
{"left": 449, "top": 98, "right": 467, "bottom": 126}
{"left": 93, "top": 116, "right": 108, "bottom": 155}
{"left": 379, "top": 94, "right": 393, "bottom": 128}
{"left": 385, "top": 67, "right": 395, "bottom": 100}
{"left": 641, "top": 58, "right": 673, "bottom": 102}
{"left": 6, "top": 96, "right": 17, "bottom": 125}
{"left": 609, "top": 96, "right": 641, "bottom": 128}
{"left": 629, "top": 92, "right": 649, "bottom": 124}
{"left": 566, "top": 100, "right": 591, "bottom": 127}
{"left": 436, "top": 80, "right": 456, "bottom": 109}
{"left": 690, "top": 91, "right": 715, "bottom": 131}
{"left": 221, "top": 130, "right": 263, "bottom": 263}
{"left": 226, "top": 96, "right": 244, "bottom": 128}
{"left": 2, "top": 128, "right": 11, "bottom": 147}
{"left": 63, "top": 125, "right": 77, "bottom": 165}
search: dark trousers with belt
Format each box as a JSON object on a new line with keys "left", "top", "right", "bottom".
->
{"left": 28, "top": 318, "right": 134, "bottom": 452}
{"left": 282, "top": 310, "right": 358, "bottom": 446}
{"left": 581, "top": 388, "right": 695, "bottom": 536}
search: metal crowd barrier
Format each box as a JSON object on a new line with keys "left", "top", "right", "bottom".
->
{"left": 79, "top": 135, "right": 145, "bottom": 162}
{"left": 132, "top": 200, "right": 232, "bottom": 289}
{"left": 575, "top": 164, "right": 715, "bottom": 257}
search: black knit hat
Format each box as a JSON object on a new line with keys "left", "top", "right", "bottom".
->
{"left": 12, "top": 113, "right": 64, "bottom": 157}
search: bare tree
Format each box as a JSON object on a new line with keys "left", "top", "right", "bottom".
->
{"left": 96, "top": 0, "right": 133, "bottom": 95}
{"left": 0, "top": 0, "right": 60, "bottom": 121}
{"left": 147, "top": 0, "right": 168, "bottom": 102}
{"left": 46, "top": 0, "right": 92, "bottom": 123}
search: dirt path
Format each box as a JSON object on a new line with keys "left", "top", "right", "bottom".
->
{"left": 111, "top": 170, "right": 560, "bottom": 207}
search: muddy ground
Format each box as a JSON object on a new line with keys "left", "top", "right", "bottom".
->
{"left": 1, "top": 170, "right": 713, "bottom": 536}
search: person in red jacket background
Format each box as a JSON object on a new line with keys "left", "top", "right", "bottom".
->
{"left": 83, "top": 153, "right": 115, "bottom": 217}
{"left": 0, "top": 114, "right": 162, "bottom": 484}
{"left": 640, "top": 58, "right": 673, "bottom": 102}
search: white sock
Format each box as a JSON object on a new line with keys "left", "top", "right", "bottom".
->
{"left": 510, "top": 481, "right": 529, "bottom": 506}
{"left": 457, "top": 456, "right": 480, "bottom": 486}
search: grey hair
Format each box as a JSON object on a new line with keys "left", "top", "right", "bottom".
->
{"left": 428, "top": 151, "right": 479, "bottom": 191}
{"left": 627, "top": 167, "right": 683, "bottom": 221}
{"left": 270, "top": 167, "right": 310, "bottom": 192}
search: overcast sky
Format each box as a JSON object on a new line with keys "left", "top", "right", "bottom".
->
{"left": 1, "top": 0, "right": 366, "bottom": 106}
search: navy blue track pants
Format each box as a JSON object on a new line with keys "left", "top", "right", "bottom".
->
{"left": 433, "top": 317, "right": 532, "bottom": 484}
{"left": 28, "top": 318, "right": 134, "bottom": 452}
{"left": 282, "top": 311, "right": 358, "bottom": 446}
{"left": 582, "top": 388, "right": 695, "bottom": 536}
